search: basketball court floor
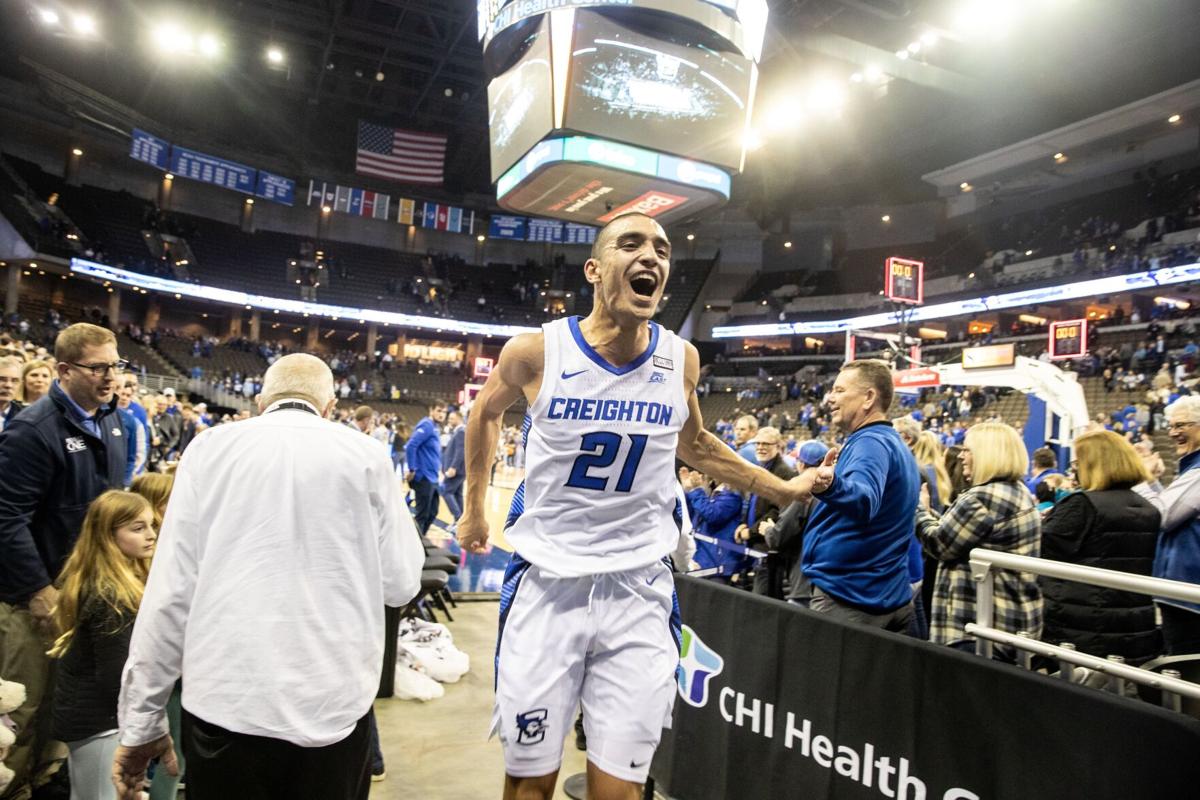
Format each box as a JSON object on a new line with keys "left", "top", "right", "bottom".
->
{"left": 372, "top": 470, "right": 590, "bottom": 799}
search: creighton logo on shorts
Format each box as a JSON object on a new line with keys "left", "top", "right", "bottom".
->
{"left": 515, "top": 708, "right": 548, "bottom": 745}
{"left": 675, "top": 625, "right": 723, "bottom": 708}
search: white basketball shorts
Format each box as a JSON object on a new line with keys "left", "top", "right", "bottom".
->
{"left": 491, "top": 554, "right": 681, "bottom": 783}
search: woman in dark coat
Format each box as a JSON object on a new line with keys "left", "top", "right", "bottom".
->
{"left": 1040, "top": 430, "right": 1163, "bottom": 663}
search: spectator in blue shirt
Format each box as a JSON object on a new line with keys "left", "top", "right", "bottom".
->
{"left": 441, "top": 409, "right": 466, "bottom": 527}
{"left": 406, "top": 401, "right": 447, "bottom": 535}
{"left": 731, "top": 414, "right": 758, "bottom": 465}
{"left": 1024, "top": 447, "right": 1063, "bottom": 495}
{"left": 680, "top": 467, "right": 746, "bottom": 581}
{"left": 0, "top": 323, "right": 127, "bottom": 795}
{"left": 798, "top": 360, "right": 920, "bottom": 632}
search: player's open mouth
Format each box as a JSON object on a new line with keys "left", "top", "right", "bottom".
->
{"left": 629, "top": 273, "right": 659, "bottom": 297}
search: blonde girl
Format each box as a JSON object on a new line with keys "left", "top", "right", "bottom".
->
{"left": 50, "top": 491, "right": 156, "bottom": 800}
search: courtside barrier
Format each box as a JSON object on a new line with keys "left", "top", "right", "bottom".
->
{"left": 650, "top": 576, "right": 1200, "bottom": 799}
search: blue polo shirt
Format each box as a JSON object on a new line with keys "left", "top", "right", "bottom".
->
{"left": 801, "top": 420, "right": 919, "bottom": 614}
{"left": 54, "top": 381, "right": 100, "bottom": 439}
{"left": 404, "top": 416, "right": 442, "bottom": 483}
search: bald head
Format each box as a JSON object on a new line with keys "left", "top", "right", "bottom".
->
{"left": 259, "top": 353, "right": 336, "bottom": 415}
{"left": 589, "top": 212, "right": 666, "bottom": 261}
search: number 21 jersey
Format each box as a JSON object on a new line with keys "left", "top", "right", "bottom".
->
{"left": 505, "top": 316, "right": 688, "bottom": 576}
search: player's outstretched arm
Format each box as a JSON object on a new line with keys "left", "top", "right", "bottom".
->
{"left": 675, "top": 342, "right": 814, "bottom": 507}
{"left": 458, "top": 332, "right": 543, "bottom": 553}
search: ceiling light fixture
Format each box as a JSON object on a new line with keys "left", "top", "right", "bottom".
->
{"left": 71, "top": 13, "right": 96, "bottom": 36}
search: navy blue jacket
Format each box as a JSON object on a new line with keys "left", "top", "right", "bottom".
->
{"left": 686, "top": 487, "right": 747, "bottom": 574}
{"left": 801, "top": 420, "right": 920, "bottom": 614}
{"left": 442, "top": 425, "right": 466, "bottom": 490}
{"left": 1, "top": 400, "right": 22, "bottom": 431}
{"left": 117, "top": 407, "right": 139, "bottom": 486}
{"left": 405, "top": 416, "right": 442, "bottom": 483}
{"left": 0, "top": 383, "right": 126, "bottom": 603}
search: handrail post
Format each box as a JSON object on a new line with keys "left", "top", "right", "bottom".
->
{"left": 1162, "top": 670, "right": 1183, "bottom": 713}
{"left": 969, "top": 555, "right": 995, "bottom": 659}
{"left": 1057, "top": 643, "right": 1076, "bottom": 682}
{"left": 1016, "top": 632, "right": 1034, "bottom": 670}
{"left": 1106, "top": 655, "right": 1127, "bottom": 695}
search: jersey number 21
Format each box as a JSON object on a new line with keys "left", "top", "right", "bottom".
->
{"left": 565, "top": 432, "right": 648, "bottom": 492}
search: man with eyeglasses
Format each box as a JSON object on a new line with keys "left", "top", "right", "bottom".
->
{"left": 1136, "top": 395, "right": 1200, "bottom": 654}
{"left": 734, "top": 427, "right": 798, "bottom": 596}
{"left": 0, "top": 356, "right": 22, "bottom": 432}
{"left": 0, "top": 323, "right": 128, "bottom": 794}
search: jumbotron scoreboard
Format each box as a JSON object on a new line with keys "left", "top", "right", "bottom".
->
{"left": 1049, "top": 319, "right": 1088, "bottom": 360}
{"left": 479, "top": 0, "right": 767, "bottom": 225}
{"left": 885, "top": 257, "right": 924, "bottom": 305}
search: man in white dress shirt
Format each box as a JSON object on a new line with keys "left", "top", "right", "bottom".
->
{"left": 111, "top": 353, "right": 425, "bottom": 800}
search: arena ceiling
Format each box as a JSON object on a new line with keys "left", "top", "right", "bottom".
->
{"left": 1, "top": 0, "right": 1199, "bottom": 218}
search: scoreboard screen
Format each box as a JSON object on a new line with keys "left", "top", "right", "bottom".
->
{"left": 563, "top": 10, "right": 756, "bottom": 172}
{"left": 1049, "top": 319, "right": 1088, "bottom": 360}
{"left": 885, "top": 257, "right": 924, "bottom": 305}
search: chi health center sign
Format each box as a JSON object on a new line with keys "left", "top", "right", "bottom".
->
{"left": 674, "top": 624, "right": 980, "bottom": 800}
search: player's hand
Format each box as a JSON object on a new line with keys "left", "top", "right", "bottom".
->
{"left": 785, "top": 468, "right": 819, "bottom": 503}
{"left": 112, "top": 735, "right": 177, "bottom": 800}
{"left": 457, "top": 513, "right": 490, "bottom": 554}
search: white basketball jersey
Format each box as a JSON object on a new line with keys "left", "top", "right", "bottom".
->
{"left": 505, "top": 316, "right": 689, "bottom": 576}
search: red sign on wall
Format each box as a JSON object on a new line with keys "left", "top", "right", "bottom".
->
{"left": 893, "top": 367, "right": 940, "bottom": 389}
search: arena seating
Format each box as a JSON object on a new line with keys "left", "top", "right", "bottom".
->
{"left": 116, "top": 333, "right": 182, "bottom": 379}
{"left": 728, "top": 165, "right": 1200, "bottom": 325}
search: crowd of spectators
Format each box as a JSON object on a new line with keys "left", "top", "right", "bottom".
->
{"left": 0, "top": 316, "right": 475, "bottom": 797}
{"left": 684, "top": 352, "right": 1200, "bottom": 685}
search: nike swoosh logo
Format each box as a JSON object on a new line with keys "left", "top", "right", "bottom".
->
{"left": 630, "top": 760, "right": 647, "bottom": 769}
{"left": 647, "top": 572, "right": 662, "bottom": 586}
{"left": 561, "top": 369, "right": 587, "bottom": 379}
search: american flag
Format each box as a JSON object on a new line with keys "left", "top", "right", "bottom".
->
{"left": 356, "top": 121, "right": 447, "bottom": 186}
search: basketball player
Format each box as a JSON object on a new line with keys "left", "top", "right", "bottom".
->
{"left": 458, "top": 213, "right": 817, "bottom": 800}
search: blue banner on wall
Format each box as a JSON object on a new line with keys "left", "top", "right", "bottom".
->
{"left": 254, "top": 171, "right": 295, "bottom": 206}
{"left": 563, "top": 222, "right": 597, "bottom": 245}
{"left": 488, "top": 215, "right": 528, "bottom": 240}
{"left": 526, "top": 217, "right": 564, "bottom": 243}
{"left": 487, "top": 215, "right": 595, "bottom": 244}
{"left": 130, "top": 129, "right": 170, "bottom": 171}
{"left": 169, "top": 146, "right": 256, "bottom": 193}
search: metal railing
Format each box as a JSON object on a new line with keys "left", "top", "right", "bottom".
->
{"left": 967, "top": 548, "right": 1200, "bottom": 708}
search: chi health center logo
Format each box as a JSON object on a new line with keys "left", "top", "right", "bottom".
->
{"left": 675, "top": 624, "right": 723, "bottom": 708}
